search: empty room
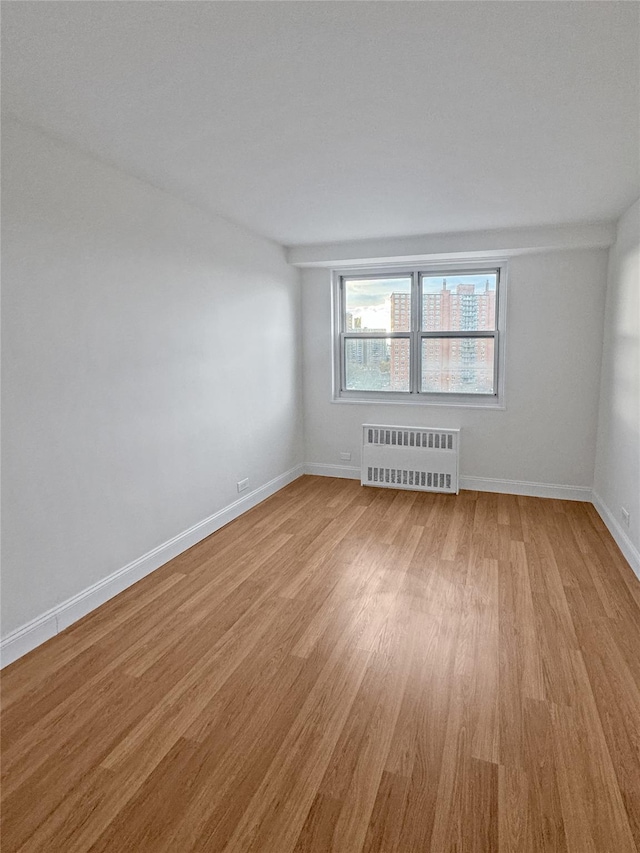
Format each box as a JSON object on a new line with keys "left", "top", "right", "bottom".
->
{"left": 1, "top": 1, "right": 639, "bottom": 851}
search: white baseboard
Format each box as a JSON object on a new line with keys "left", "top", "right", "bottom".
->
{"left": 0, "top": 614, "right": 60, "bottom": 669}
{"left": 459, "top": 476, "right": 593, "bottom": 502}
{"left": 592, "top": 491, "right": 640, "bottom": 581}
{"left": 305, "top": 463, "right": 361, "bottom": 480}
{"left": 0, "top": 464, "right": 304, "bottom": 669}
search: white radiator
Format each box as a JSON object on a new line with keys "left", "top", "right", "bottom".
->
{"left": 361, "top": 424, "right": 460, "bottom": 494}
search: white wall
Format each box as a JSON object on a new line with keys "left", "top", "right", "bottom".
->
{"left": 594, "top": 198, "right": 640, "bottom": 572}
{"left": 1, "top": 118, "right": 302, "bottom": 638}
{"left": 302, "top": 248, "right": 608, "bottom": 495}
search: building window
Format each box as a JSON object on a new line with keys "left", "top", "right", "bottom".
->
{"left": 333, "top": 264, "right": 506, "bottom": 406}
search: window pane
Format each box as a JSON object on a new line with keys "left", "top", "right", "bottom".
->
{"left": 421, "top": 273, "right": 497, "bottom": 331}
{"left": 345, "top": 337, "right": 409, "bottom": 392}
{"left": 421, "top": 338, "right": 495, "bottom": 394}
{"left": 344, "top": 277, "right": 411, "bottom": 333}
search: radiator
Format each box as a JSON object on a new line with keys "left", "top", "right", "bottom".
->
{"left": 361, "top": 424, "right": 460, "bottom": 494}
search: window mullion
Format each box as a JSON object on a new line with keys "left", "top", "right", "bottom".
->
{"left": 338, "top": 276, "right": 345, "bottom": 393}
{"left": 410, "top": 270, "right": 420, "bottom": 394}
{"left": 343, "top": 332, "right": 408, "bottom": 339}
{"left": 421, "top": 330, "right": 496, "bottom": 339}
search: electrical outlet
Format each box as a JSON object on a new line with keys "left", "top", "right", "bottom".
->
{"left": 237, "top": 478, "right": 249, "bottom": 493}
{"left": 340, "top": 451, "right": 352, "bottom": 461}
{"left": 621, "top": 507, "right": 630, "bottom": 527}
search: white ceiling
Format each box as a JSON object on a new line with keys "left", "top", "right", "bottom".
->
{"left": 2, "top": 1, "right": 639, "bottom": 246}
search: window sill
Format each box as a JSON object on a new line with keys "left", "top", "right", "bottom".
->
{"left": 332, "top": 393, "right": 506, "bottom": 410}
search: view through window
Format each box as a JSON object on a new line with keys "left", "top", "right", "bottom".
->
{"left": 338, "top": 268, "right": 501, "bottom": 399}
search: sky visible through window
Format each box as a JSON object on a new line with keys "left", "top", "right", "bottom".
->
{"left": 345, "top": 278, "right": 409, "bottom": 332}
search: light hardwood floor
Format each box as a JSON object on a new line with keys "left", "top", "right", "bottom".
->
{"left": 2, "top": 476, "right": 639, "bottom": 852}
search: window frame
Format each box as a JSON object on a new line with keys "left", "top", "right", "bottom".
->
{"left": 331, "top": 260, "right": 507, "bottom": 408}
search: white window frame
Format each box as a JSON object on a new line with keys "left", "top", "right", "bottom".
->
{"left": 331, "top": 260, "right": 507, "bottom": 409}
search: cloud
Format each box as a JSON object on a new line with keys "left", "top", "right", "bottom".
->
{"left": 345, "top": 277, "right": 411, "bottom": 310}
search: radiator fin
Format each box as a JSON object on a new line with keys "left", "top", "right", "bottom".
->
{"left": 366, "top": 426, "right": 455, "bottom": 452}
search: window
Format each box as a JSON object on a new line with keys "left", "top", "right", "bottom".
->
{"left": 333, "top": 264, "right": 506, "bottom": 406}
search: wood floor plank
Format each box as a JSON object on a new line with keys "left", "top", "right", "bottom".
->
{"left": 154, "top": 655, "right": 323, "bottom": 852}
{"left": 521, "top": 698, "right": 568, "bottom": 852}
{"left": 388, "top": 575, "right": 464, "bottom": 852}
{"left": 360, "top": 770, "right": 409, "bottom": 853}
{"left": 429, "top": 552, "right": 501, "bottom": 852}
{"left": 313, "top": 614, "right": 414, "bottom": 851}
{"left": 550, "top": 655, "right": 636, "bottom": 853}
{"left": 566, "top": 615, "right": 640, "bottom": 848}
{"left": 2, "top": 476, "right": 639, "bottom": 853}
{"left": 220, "top": 647, "right": 371, "bottom": 852}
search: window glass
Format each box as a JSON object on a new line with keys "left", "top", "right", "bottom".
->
{"left": 345, "top": 338, "right": 410, "bottom": 392}
{"left": 421, "top": 273, "right": 497, "bottom": 331}
{"left": 344, "top": 277, "right": 411, "bottom": 332}
{"left": 421, "top": 338, "right": 495, "bottom": 394}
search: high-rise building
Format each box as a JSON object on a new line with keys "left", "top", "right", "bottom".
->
{"left": 389, "top": 292, "right": 411, "bottom": 390}
{"left": 346, "top": 313, "right": 388, "bottom": 370}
